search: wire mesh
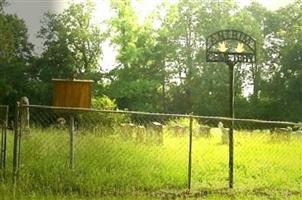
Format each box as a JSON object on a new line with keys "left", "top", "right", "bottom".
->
{"left": 233, "top": 119, "right": 302, "bottom": 191}
{"left": 14, "top": 105, "right": 302, "bottom": 195}
{"left": 191, "top": 116, "right": 302, "bottom": 191}
{"left": 17, "top": 106, "right": 191, "bottom": 194}
{"left": 190, "top": 117, "right": 229, "bottom": 189}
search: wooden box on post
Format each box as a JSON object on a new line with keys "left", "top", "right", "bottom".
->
{"left": 52, "top": 79, "right": 93, "bottom": 170}
{"left": 52, "top": 79, "right": 93, "bottom": 108}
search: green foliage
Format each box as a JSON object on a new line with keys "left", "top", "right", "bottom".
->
{"left": 38, "top": 0, "right": 104, "bottom": 80}
{"left": 252, "top": 1, "right": 302, "bottom": 121}
{"left": 80, "top": 96, "right": 128, "bottom": 130}
{"left": 107, "top": 0, "right": 163, "bottom": 112}
{"left": 270, "top": 23, "right": 302, "bottom": 121}
{"left": 3, "top": 0, "right": 302, "bottom": 122}
{"left": 92, "top": 95, "right": 117, "bottom": 110}
{"left": 0, "top": 0, "right": 7, "bottom": 13}
{"left": 166, "top": 117, "right": 200, "bottom": 131}
{"left": 0, "top": 10, "right": 34, "bottom": 105}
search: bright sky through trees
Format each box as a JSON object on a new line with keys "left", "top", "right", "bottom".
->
{"left": 3, "top": 0, "right": 302, "bottom": 121}
{"left": 5, "top": 0, "right": 295, "bottom": 70}
{"left": 6, "top": 0, "right": 294, "bottom": 45}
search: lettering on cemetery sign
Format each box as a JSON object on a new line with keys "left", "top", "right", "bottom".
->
{"left": 206, "top": 29, "right": 256, "bottom": 63}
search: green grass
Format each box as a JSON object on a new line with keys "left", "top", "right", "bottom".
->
{"left": 1, "top": 126, "right": 302, "bottom": 199}
{"left": 1, "top": 184, "right": 302, "bottom": 200}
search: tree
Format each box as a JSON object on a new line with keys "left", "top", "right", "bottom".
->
{"left": 157, "top": 0, "right": 257, "bottom": 116}
{"left": 0, "top": 0, "right": 7, "bottom": 13}
{"left": 38, "top": 0, "right": 104, "bottom": 80}
{"left": 0, "top": 10, "right": 34, "bottom": 105}
{"left": 269, "top": 3, "right": 302, "bottom": 121}
{"left": 102, "top": 0, "right": 302, "bottom": 121}
{"left": 107, "top": 0, "right": 163, "bottom": 112}
{"left": 249, "top": 0, "right": 302, "bottom": 121}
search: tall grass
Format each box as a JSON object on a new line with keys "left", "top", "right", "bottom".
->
{"left": 2, "top": 125, "right": 302, "bottom": 198}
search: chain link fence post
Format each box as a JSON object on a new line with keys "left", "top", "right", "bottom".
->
{"left": 69, "top": 115, "right": 75, "bottom": 170}
{"left": 187, "top": 115, "right": 193, "bottom": 190}
{"left": 13, "top": 101, "right": 20, "bottom": 186}
{"left": 0, "top": 105, "right": 8, "bottom": 180}
{"left": 13, "top": 97, "right": 30, "bottom": 187}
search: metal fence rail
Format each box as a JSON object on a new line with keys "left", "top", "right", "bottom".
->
{"left": 11, "top": 104, "right": 302, "bottom": 194}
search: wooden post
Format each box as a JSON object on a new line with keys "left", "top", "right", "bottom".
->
{"left": 69, "top": 116, "right": 75, "bottom": 170}
{"left": 18, "top": 97, "right": 29, "bottom": 169}
{"left": 20, "top": 97, "right": 30, "bottom": 131}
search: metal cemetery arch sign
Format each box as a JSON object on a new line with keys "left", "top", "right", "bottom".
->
{"left": 206, "top": 29, "right": 256, "bottom": 64}
{"left": 206, "top": 30, "right": 256, "bottom": 189}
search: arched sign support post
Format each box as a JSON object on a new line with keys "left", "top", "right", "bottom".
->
{"left": 206, "top": 30, "right": 256, "bottom": 188}
{"left": 228, "top": 60, "right": 235, "bottom": 188}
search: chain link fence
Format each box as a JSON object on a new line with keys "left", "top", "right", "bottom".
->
{"left": 192, "top": 117, "right": 302, "bottom": 191}
{"left": 10, "top": 104, "right": 302, "bottom": 195}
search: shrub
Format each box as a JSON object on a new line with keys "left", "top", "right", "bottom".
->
{"left": 77, "top": 96, "right": 129, "bottom": 133}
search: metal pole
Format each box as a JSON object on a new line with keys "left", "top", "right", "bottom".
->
{"left": 228, "top": 63, "right": 235, "bottom": 188}
{"left": 0, "top": 108, "right": 3, "bottom": 169}
{"left": 2, "top": 106, "right": 9, "bottom": 178}
{"left": 0, "top": 106, "right": 8, "bottom": 179}
{"left": 69, "top": 115, "right": 75, "bottom": 170}
{"left": 17, "top": 105, "right": 23, "bottom": 172}
{"left": 188, "top": 116, "right": 193, "bottom": 190}
{"left": 3, "top": 106, "right": 8, "bottom": 179}
{"left": 1, "top": 126, "right": 4, "bottom": 171}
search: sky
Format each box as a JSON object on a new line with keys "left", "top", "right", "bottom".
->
{"left": 4, "top": 0, "right": 296, "bottom": 70}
